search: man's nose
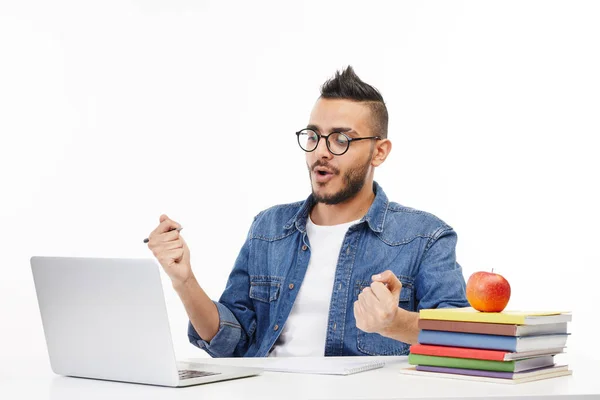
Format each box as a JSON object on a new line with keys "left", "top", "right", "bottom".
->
{"left": 315, "top": 136, "right": 333, "bottom": 159}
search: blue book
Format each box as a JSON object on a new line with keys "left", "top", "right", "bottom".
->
{"left": 417, "top": 330, "right": 569, "bottom": 352}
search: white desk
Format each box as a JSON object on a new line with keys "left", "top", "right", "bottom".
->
{"left": 1, "top": 355, "right": 599, "bottom": 399}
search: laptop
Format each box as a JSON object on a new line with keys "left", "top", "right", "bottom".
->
{"left": 30, "top": 256, "right": 262, "bottom": 387}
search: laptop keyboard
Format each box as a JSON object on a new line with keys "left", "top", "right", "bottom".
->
{"left": 178, "top": 369, "right": 221, "bottom": 380}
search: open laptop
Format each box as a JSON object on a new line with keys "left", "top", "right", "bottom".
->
{"left": 30, "top": 256, "right": 261, "bottom": 387}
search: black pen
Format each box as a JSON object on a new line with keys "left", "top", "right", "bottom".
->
{"left": 143, "top": 227, "right": 183, "bottom": 243}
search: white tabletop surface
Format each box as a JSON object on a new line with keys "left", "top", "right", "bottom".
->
{"left": 1, "top": 354, "right": 599, "bottom": 400}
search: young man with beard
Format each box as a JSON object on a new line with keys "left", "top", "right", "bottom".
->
{"left": 146, "top": 66, "right": 469, "bottom": 357}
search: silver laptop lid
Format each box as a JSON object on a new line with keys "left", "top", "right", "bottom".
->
{"left": 31, "top": 256, "right": 180, "bottom": 387}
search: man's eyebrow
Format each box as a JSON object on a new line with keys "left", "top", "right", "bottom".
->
{"left": 306, "top": 124, "right": 354, "bottom": 133}
{"left": 331, "top": 127, "right": 353, "bottom": 133}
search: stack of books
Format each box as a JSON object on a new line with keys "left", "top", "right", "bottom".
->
{"left": 400, "top": 307, "right": 573, "bottom": 384}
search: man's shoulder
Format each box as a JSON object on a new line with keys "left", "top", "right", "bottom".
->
{"left": 380, "top": 201, "right": 455, "bottom": 245}
{"left": 249, "top": 200, "right": 305, "bottom": 240}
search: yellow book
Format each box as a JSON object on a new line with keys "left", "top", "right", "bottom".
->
{"left": 419, "top": 307, "right": 572, "bottom": 325}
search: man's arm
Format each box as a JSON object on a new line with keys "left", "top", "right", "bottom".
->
{"left": 354, "top": 226, "right": 469, "bottom": 344}
{"left": 147, "top": 214, "right": 220, "bottom": 342}
{"left": 148, "top": 214, "right": 258, "bottom": 357}
{"left": 173, "top": 276, "right": 220, "bottom": 342}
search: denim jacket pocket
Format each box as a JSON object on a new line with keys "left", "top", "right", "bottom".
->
{"left": 355, "top": 278, "right": 414, "bottom": 356}
{"left": 249, "top": 276, "right": 282, "bottom": 303}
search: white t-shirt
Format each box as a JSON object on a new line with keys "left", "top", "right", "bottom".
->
{"left": 269, "top": 215, "right": 360, "bottom": 357}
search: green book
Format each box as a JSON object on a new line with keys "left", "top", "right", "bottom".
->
{"left": 408, "top": 354, "right": 555, "bottom": 372}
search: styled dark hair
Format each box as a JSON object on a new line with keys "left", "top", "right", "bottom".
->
{"left": 320, "top": 66, "right": 388, "bottom": 138}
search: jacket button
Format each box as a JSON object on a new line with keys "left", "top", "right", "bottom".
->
{"left": 288, "top": 283, "right": 294, "bottom": 290}
{"left": 274, "top": 324, "right": 279, "bottom": 331}
{"left": 302, "top": 245, "right": 308, "bottom": 251}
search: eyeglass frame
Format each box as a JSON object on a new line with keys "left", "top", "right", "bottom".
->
{"left": 295, "top": 128, "right": 381, "bottom": 156}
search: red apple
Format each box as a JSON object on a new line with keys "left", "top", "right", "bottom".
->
{"left": 466, "top": 270, "right": 511, "bottom": 312}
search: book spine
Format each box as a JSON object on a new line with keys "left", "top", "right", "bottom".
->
{"left": 419, "top": 309, "right": 524, "bottom": 324}
{"left": 408, "top": 354, "right": 515, "bottom": 372}
{"left": 418, "top": 319, "right": 517, "bottom": 336}
{"left": 410, "top": 344, "right": 508, "bottom": 361}
{"left": 418, "top": 330, "right": 517, "bottom": 352}
{"left": 416, "top": 365, "right": 515, "bottom": 379}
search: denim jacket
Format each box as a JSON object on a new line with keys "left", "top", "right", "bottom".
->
{"left": 188, "top": 181, "right": 469, "bottom": 357}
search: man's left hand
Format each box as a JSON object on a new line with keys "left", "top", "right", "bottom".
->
{"left": 354, "top": 270, "right": 402, "bottom": 335}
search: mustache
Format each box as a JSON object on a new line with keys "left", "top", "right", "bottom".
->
{"left": 309, "top": 160, "right": 340, "bottom": 174}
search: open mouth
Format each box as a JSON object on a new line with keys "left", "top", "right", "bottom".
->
{"left": 314, "top": 166, "right": 335, "bottom": 175}
{"left": 313, "top": 167, "right": 336, "bottom": 183}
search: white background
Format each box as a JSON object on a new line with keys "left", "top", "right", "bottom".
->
{"left": 1, "top": 0, "right": 599, "bottom": 376}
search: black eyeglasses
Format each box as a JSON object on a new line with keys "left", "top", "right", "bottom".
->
{"left": 296, "top": 129, "right": 381, "bottom": 156}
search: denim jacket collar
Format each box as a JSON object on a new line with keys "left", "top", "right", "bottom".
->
{"left": 283, "top": 181, "right": 389, "bottom": 234}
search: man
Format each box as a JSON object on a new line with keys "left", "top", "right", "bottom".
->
{"left": 147, "top": 66, "right": 469, "bottom": 357}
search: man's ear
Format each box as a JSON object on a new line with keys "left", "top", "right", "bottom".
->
{"left": 371, "top": 139, "right": 392, "bottom": 167}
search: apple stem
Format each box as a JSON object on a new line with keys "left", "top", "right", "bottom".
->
{"left": 492, "top": 268, "right": 494, "bottom": 273}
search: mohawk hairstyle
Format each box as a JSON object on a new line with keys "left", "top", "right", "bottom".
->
{"left": 320, "top": 66, "right": 388, "bottom": 138}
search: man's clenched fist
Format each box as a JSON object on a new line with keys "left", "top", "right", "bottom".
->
{"left": 354, "top": 270, "right": 402, "bottom": 335}
{"left": 146, "top": 214, "right": 192, "bottom": 286}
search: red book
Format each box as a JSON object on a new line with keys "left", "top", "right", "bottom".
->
{"left": 409, "top": 344, "right": 564, "bottom": 361}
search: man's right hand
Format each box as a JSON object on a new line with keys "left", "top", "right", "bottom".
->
{"left": 147, "top": 214, "right": 192, "bottom": 286}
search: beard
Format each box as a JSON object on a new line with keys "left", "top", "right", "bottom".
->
{"left": 308, "top": 156, "right": 372, "bottom": 205}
